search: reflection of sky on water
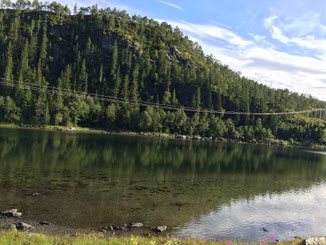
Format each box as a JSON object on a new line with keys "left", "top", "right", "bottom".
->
{"left": 304, "top": 150, "right": 326, "bottom": 155}
{"left": 172, "top": 182, "right": 326, "bottom": 242}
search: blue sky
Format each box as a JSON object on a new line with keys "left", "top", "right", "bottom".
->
{"left": 58, "top": 0, "right": 326, "bottom": 101}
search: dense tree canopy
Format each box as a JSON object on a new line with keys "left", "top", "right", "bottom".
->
{"left": 0, "top": 1, "right": 325, "bottom": 145}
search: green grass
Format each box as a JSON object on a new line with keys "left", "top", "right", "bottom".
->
{"left": 0, "top": 230, "right": 303, "bottom": 245}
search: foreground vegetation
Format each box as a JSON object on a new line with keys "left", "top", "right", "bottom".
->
{"left": 0, "top": 2, "right": 325, "bottom": 145}
{"left": 0, "top": 230, "right": 303, "bottom": 245}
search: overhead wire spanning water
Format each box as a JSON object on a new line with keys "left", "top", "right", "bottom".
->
{"left": 0, "top": 78, "right": 326, "bottom": 117}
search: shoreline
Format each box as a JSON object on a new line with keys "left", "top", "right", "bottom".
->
{"left": 0, "top": 217, "right": 305, "bottom": 245}
{"left": 0, "top": 123, "right": 325, "bottom": 150}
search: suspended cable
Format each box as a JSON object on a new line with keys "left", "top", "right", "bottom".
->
{"left": 0, "top": 78, "right": 324, "bottom": 116}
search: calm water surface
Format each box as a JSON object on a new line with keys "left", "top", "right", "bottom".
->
{"left": 0, "top": 127, "right": 326, "bottom": 241}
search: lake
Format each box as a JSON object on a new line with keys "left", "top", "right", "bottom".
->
{"left": 0, "top": 127, "right": 326, "bottom": 242}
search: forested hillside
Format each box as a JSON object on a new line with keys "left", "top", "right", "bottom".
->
{"left": 0, "top": 1, "right": 325, "bottom": 144}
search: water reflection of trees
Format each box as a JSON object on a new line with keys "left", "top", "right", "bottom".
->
{"left": 1, "top": 130, "right": 325, "bottom": 178}
{"left": 1, "top": 128, "right": 326, "bottom": 228}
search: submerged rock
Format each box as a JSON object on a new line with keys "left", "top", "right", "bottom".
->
{"left": 32, "top": 192, "right": 42, "bottom": 196}
{"left": 154, "top": 226, "right": 167, "bottom": 232}
{"left": 98, "top": 228, "right": 107, "bottom": 233}
{"left": 15, "top": 222, "right": 32, "bottom": 230}
{"left": 39, "top": 221, "right": 50, "bottom": 226}
{"left": 101, "top": 225, "right": 113, "bottom": 231}
{"left": 113, "top": 224, "right": 128, "bottom": 231}
{"left": 1, "top": 209, "right": 22, "bottom": 218}
{"left": 128, "top": 222, "right": 144, "bottom": 229}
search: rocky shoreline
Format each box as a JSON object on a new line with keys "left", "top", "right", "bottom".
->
{"left": 0, "top": 208, "right": 168, "bottom": 238}
{"left": 1, "top": 208, "right": 325, "bottom": 244}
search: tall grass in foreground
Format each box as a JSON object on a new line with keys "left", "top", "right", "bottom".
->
{"left": 0, "top": 230, "right": 302, "bottom": 245}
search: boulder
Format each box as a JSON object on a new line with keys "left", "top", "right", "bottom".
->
{"left": 154, "top": 226, "right": 167, "bottom": 232}
{"left": 39, "top": 221, "right": 50, "bottom": 226}
{"left": 102, "top": 225, "right": 113, "bottom": 231}
{"left": 15, "top": 222, "right": 32, "bottom": 230}
{"left": 32, "top": 193, "right": 42, "bottom": 197}
{"left": 113, "top": 224, "right": 128, "bottom": 231}
{"left": 128, "top": 222, "right": 144, "bottom": 228}
{"left": 1, "top": 209, "right": 22, "bottom": 218}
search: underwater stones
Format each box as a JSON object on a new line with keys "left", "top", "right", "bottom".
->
{"left": 39, "top": 221, "right": 50, "bottom": 226}
{"left": 128, "top": 222, "right": 144, "bottom": 228}
{"left": 15, "top": 222, "right": 32, "bottom": 230}
{"left": 113, "top": 224, "right": 128, "bottom": 231}
{"left": 154, "top": 226, "right": 167, "bottom": 232}
{"left": 1, "top": 209, "right": 22, "bottom": 218}
{"left": 101, "top": 225, "right": 114, "bottom": 231}
{"left": 99, "top": 222, "right": 144, "bottom": 232}
{"left": 32, "top": 192, "right": 42, "bottom": 196}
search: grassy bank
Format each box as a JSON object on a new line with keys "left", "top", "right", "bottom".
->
{"left": 0, "top": 230, "right": 302, "bottom": 245}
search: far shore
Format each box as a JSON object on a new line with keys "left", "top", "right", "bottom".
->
{"left": 0, "top": 123, "right": 325, "bottom": 150}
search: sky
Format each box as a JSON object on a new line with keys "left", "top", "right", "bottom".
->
{"left": 57, "top": 0, "right": 326, "bottom": 101}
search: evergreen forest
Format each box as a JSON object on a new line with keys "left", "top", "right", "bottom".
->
{"left": 0, "top": 1, "right": 326, "bottom": 145}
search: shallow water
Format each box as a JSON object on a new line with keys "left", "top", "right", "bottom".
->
{"left": 0, "top": 127, "right": 326, "bottom": 242}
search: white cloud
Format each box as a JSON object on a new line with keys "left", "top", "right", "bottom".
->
{"left": 164, "top": 19, "right": 326, "bottom": 101}
{"left": 252, "top": 34, "right": 266, "bottom": 42}
{"left": 283, "top": 11, "right": 326, "bottom": 37}
{"left": 158, "top": 0, "right": 184, "bottom": 11}
{"left": 264, "top": 13, "right": 326, "bottom": 57}
{"left": 166, "top": 20, "right": 253, "bottom": 47}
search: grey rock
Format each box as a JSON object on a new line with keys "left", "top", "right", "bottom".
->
{"left": 176, "top": 135, "right": 187, "bottom": 139}
{"left": 39, "top": 221, "right": 50, "bottom": 226}
{"left": 305, "top": 237, "right": 326, "bottom": 245}
{"left": 102, "top": 225, "right": 113, "bottom": 231}
{"left": 154, "top": 226, "right": 167, "bottom": 232}
{"left": 15, "top": 222, "right": 32, "bottom": 230}
{"left": 32, "top": 193, "right": 42, "bottom": 197}
{"left": 113, "top": 224, "right": 128, "bottom": 231}
{"left": 128, "top": 222, "right": 144, "bottom": 228}
{"left": 1, "top": 209, "right": 22, "bottom": 218}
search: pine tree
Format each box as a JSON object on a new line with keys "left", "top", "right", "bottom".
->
{"left": 113, "top": 68, "right": 121, "bottom": 98}
{"left": 58, "top": 64, "right": 72, "bottom": 90}
{"left": 121, "top": 74, "right": 129, "bottom": 101}
{"left": 130, "top": 65, "right": 139, "bottom": 102}
{"left": 79, "top": 58, "right": 87, "bottom": 91}
{"left": 3, "top": 41, "right": 14, "bottom": 96}
{"left": 39, "top": 25, "right": 48, "bottom": 72}
{"left": 208, "top": 91, "right": 213, "bottom": 109}
{"left": 110, "top": 40, "right": 118, "bottom": 80}
{"left": 73, "top": 3, "right": 77, "bottom": 15}
{"left": 171, "top": 89, "right": 179, "bottom": 105}
{"left": 196, "top": 87, "right": 201, "bottom": 108}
